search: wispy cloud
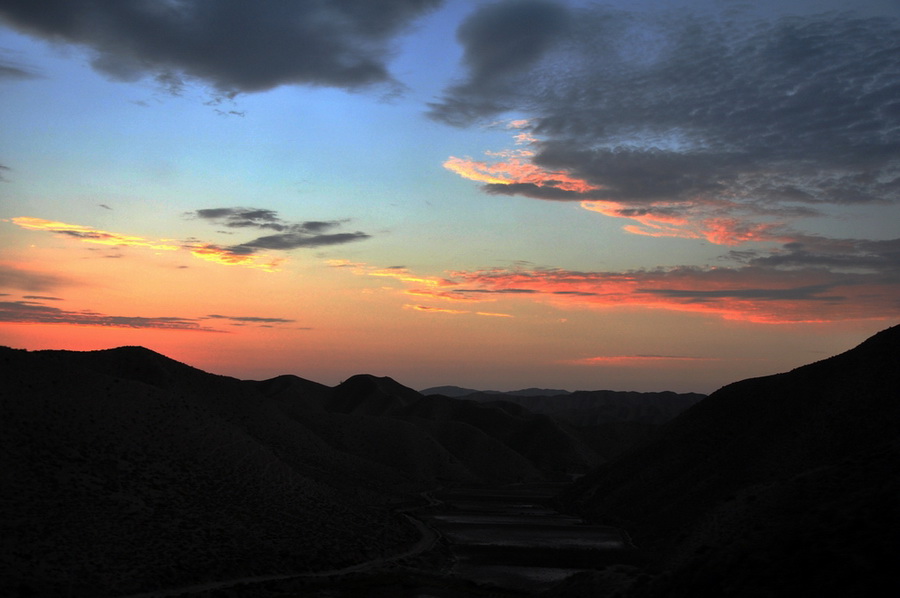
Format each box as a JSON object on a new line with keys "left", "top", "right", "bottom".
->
{"left": 331, "top": 235, "right": 900, "bottom": 324}
{"left": 188, "top": 207, "right": 371, "bottom": 255}
{"left": 402, "top": 304, "right": 513, "bottom": 318}
{"left": 11, "top": 217, "right": 180, "bottom": 250}
{"left": 569, "top": 355, "right": 715, "bottom": 366}
{"left": 0, "top": 297, "right": 299, "bottom": 331}
{"left": 204, "top": 314, "right": 306, "bottom": 329}
{"left": 0, "top": 50, "right": 41, "bottom": 81}
{"left": 0, "top": 299, "right": 221, "bottom": 331}
{"left": 404, "top": 304, "right": 469, "bottom": 315}
{"left": 0, "top": 264, "right": 75, "bottom": 292}
{"left": 10, "top": 209, "right": 371, "bottom": 272}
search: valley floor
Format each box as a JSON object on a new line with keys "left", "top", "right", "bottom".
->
{"left": 119, "top": 483, "right": 643, "bottom": 598}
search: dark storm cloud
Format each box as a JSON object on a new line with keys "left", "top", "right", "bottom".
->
{"left": 457, "top": 0, "right": 570, "bottom": 81}
{"left": 431, "top": 3, "right": 900, "bottom": 208}
{"left": 188, "top": 207, "right": 371, "bottom": 254}
{"left": 0, "top": 0, "right": 443, "bottom": 93}
{"left": 427, "top": 0, "right": 571, "bottom": 126}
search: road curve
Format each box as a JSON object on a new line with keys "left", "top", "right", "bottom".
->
{"left": 119, "top": 510, "right": 439, "bottom": 598}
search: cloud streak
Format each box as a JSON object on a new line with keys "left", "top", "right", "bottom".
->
{"left": 331, "top": 230, "right": 900, "bottom": 323}
{"left": 570, "top": 355, "right": 715, "bottom": 366}
{"left": 11, "top": 209, "right": 371, "bottom": 271}
{"left": 11, "top": 217, "right": 180, "bottom": 250}
{"left": 189, "top": 207, "right": 371, "bottom": 255}
{"left": 0, "top": 299, "right": 221, "bottom": 331}
{"left": 0, "top": 264, "right": 74, "bottom": 292}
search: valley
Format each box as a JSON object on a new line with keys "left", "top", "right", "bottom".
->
{"left": 2, "top": 324, "right": 898, "bottom": 597}
{"left": 157, "top": 482, "right": 641, "bottom": 597}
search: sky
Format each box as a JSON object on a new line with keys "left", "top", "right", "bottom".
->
{"left": 1, "top": 0, "right": 898, "bottom": 394}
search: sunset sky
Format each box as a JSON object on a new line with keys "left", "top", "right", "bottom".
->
{"left": 2, "top": 0, "right": 898, "bottom": 394}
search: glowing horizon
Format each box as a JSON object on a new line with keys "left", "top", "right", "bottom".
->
{"left": 2, "top": 0, "right": 898, "bottom": 394}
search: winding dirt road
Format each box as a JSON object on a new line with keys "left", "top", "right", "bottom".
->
{"left": 120, "top": 510, "right": 439, "bottom": 598}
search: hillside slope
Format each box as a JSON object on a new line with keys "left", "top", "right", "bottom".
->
{"left": 559, "top": 324, "right": 900, "bottom": 597}
{"left": 0, "top": 347, "right": 419, "bottom": 598}
{"left": 0, "top": 345, "right": 616, "bottom": 596}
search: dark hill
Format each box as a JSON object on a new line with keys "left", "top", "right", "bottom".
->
{"left": 327, "top": 374, "right": 424, "bottom": 415}
{"left": 0, "top": 345, "right": 619, "bottom": 596}
{"left": 0, "top": 347, "right": 420, "bottom": 597}
{"left": 429, "top": 387, "right": 704, "bottom": 425}
{"left": 558, "top": 324, "right": 900, "bottom": 597}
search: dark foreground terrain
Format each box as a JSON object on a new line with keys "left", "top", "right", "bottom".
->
{"left": 2, "top": 324, "right": 899, "bottom": 596}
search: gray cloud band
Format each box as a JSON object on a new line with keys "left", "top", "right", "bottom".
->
{"left": 430, "top": 3, "right": 900, "bottom": 210}
{"left": 0, "top": 0, "right": 443, "bottom": 92}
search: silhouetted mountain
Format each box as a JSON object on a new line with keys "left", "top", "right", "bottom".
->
{"left": 474, "top": 390, "right": 704, "bottom": 425}
{"left": 0, "top": 346, "right": 618, "bottom": 596}
{"left": 427, "top": 386, "right": 704, "bottom": 429}
{"left": 422, "top": 385, "right": 572, "bottom": 398}
{"left": 420, "top": 385, "right": 487, "bottom": 397}
{"left": 558, "top": 324, "right": 900, "bottom": 597}
{"left": 0, "top": 347, "right": 419, "bottom": 597}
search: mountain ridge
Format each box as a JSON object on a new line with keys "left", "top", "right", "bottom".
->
{"left": 557, "top": 323, "right": 900, "bottom": 597}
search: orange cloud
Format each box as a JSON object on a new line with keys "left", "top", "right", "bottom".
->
{"left": 444, "top": 126, "right": 799, "bottom": 247}
{"left": 326, "top": 260, "right": 452, "bottom": 288}
{"left": 582, "top": 202, "right": 791, "bottom": 246}
{"left": 11, "top": 217, "right": 180, "bottom": 251}
{"left": 403, "top": 304, "right": 469, "bottom": 315}
{"left": 447, "top": 265, "right": 897, "bottom": 324}
{"left": 330, "top": 245, "right": 898, "bottom": 325}
{"left": 11, "top": 217, "right": 284, "bottom": 271}
{"left": 184, "top": 242, "right": 283, "bottom": 272}
{"left": 570, "top": 355, "right": 713, "bottom": 366}
{"left": 403, "top": 288, "right": 484, "bottom": 302}
{"left": 444, "top": 155, "right": 599, "bottom": 193}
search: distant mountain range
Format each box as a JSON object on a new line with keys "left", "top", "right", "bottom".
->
{"left": 2, "top": 324, "right": 897, "bottom": 597}
{"left": 421, "top": 386, "right": 573, "bottom": 398}
{"left": 423, "top": 386, "right": 705, "bottom": 426}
